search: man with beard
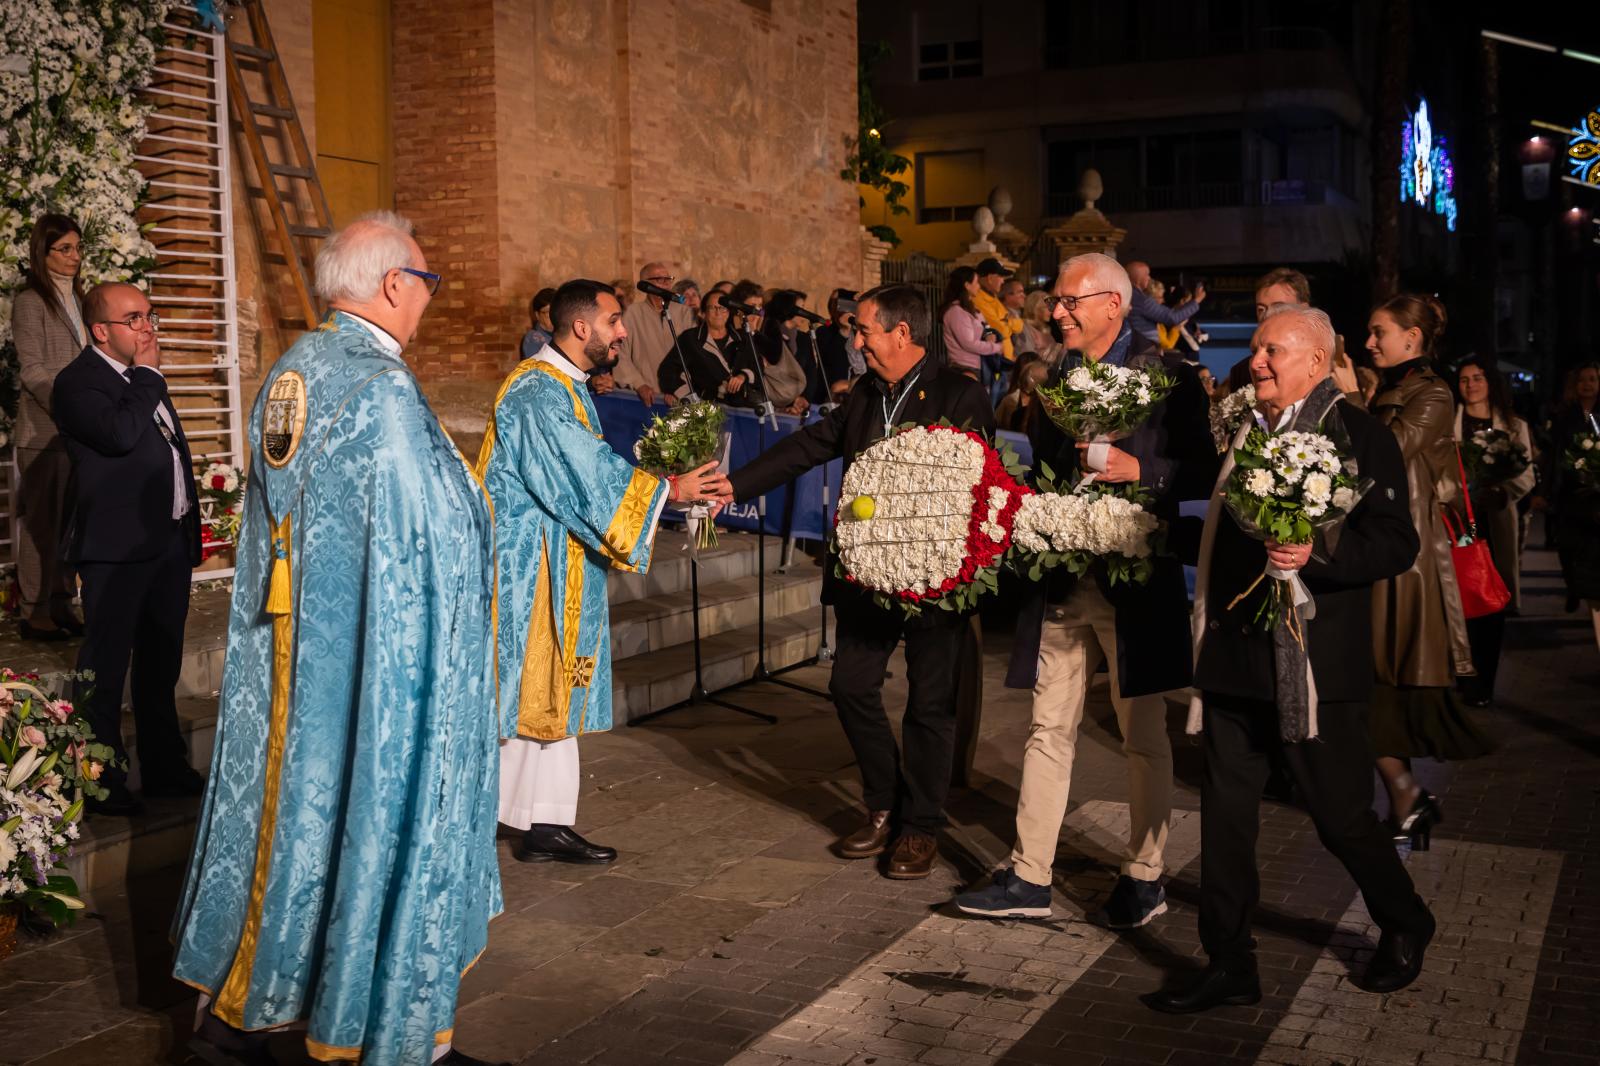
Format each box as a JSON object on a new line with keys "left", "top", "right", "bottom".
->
{"left": 477, "top": 279, "right": 728, "bottom": 863}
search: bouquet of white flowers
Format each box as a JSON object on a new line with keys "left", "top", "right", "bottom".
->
{"left": 1035, "top": 360, "right": 1174, "bottom": 442}
{"left": 1009, "top": 466, "right": 1162, "bottom": 586}
{"left": 1461, "top": 427, "right": 1530, "bottom": 487}
{"left": 1209, "top": 384, "right": 1256, "bottom": 453}
{"left": 633, "top": 401, "right": 729, "bottom": 550}
{"left": 1222, "top": 427, "right": 1370, "bottom": 630}
{"left": 1562, "top": 431, "right": 1599, "bottom": 492}
{"left": 834, "top": 424, "right": 1028, "bottom": 616}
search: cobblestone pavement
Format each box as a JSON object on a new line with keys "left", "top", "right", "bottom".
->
{"left": 1, "top": 550, "right": 1594, "bottom": 1065}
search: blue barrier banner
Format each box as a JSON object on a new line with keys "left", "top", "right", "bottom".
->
{"left": 593, "top": 392, "right": 842, "bottom": 540}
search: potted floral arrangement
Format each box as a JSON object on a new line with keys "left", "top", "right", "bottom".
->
{"left": 196, "top": 461, "right": 246, "bottom": 571}
{"left": 0, "top": 669, "right": 114, "bottom": 960}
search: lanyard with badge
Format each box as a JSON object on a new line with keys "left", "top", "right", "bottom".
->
{"left": 880, "top": 371, "right": 921, "bottom": 439}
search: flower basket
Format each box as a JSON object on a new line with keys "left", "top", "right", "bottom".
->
{"left": 832, "top": 424, "right": 1029, "bottom": 617}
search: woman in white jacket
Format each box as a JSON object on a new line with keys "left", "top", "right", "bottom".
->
{"left": 1453, "top": 356, "right": 1537, "bottom": 706}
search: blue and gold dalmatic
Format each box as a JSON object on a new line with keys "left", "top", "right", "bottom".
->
{"left": 475, "top": 351, "right": 666, "bottom": 741}
{"left": 170, "top": 312, "right": 500, "bottom": 1064}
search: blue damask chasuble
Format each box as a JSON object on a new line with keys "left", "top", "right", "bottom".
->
{"left": 170, "top": 313, "right": 500, "bottom": 1064}
{"left": 476, "top": 348, "right": 666, "bottom": 741}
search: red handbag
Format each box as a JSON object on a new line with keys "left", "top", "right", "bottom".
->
{"left": 1443, "top": 446, "right": 1510, "bottom": 619}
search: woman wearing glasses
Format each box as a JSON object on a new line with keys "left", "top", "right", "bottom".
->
{"left": 9, "top": 213, "right": 88, "bottom": 641}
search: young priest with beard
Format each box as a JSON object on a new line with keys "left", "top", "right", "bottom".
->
{"left": 477, "top": 280, "right": 728, "bottom": 865}
{"left": 1144, "top": 305, "right": 1436, "bottom": 1014}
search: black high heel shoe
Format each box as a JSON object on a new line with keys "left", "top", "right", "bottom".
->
{"left": 1396, "top": 789, "right": 1443, "bottom": 851}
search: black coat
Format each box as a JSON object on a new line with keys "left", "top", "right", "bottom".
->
{"left": 1194, "top": 399, "right": 1419, "bottom": 704}
{"left": 53, "top": 347, "right": 202, "bottom": 566}
{"left": 814, "top": 323, "right": 857, "bottom": 391}
{"left": 729, "top": 356, "right": 995, "bottom": 627}
{"left": 660, "top": 324, "right": 760, "bottom": 405}
{"left": 1005, "top": 337, "right": 1221, "bottom": 697}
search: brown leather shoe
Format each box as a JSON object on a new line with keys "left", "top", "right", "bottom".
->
{"left": 885, "top": 832, "right": 938, "bottom": 880}
{"left": 837, "top": 809, "right": 892, "bottom": 859}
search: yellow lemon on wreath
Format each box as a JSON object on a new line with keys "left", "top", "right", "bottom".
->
{"left": 849, "top": 495, "right": 876, "bottom": 521}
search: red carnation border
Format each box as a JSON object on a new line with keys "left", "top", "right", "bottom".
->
{"left": 833, "top": 425, "right": 1033, "bottom": 611}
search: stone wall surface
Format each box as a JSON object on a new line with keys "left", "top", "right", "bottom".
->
{"left": 229, "top": 0, "right": 859, "bottom": 402}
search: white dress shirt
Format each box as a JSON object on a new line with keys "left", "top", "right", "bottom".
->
{"left": 94, "top": 346, "right": 189, "bottom": 521}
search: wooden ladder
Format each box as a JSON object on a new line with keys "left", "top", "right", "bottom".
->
{"left": 224, "top": 0, "right": 332, "bottom": 332}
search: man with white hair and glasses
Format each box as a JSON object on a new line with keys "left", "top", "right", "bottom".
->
{"left": 171, "top": 212, "right": 507, "bottom": 1066}
{"left": 953, "top": 253, "right": 1216, "bottom": 929}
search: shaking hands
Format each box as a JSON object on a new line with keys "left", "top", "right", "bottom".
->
{"left": 670, "top": 461, "right": 735, "bottom": 517}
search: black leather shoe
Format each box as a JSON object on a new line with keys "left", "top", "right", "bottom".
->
{"left": 1362, "top": 909, "right": 1436, "bottom": 993}
{"left": 88, "top": 781, "right": 145, "bottom": 817}
{"left": 516, "top": 825, "right": 617, "bottom": 864}
{"left": 143, "top": 765, "right": 207, "bottom": 798}
{"left": 189, "top": 1009, "right": 276, "bottom": 1066}
{"left": 18, "top": 621, "right": 72, "bottom": 643}
{"left": 54, "top": 615, "right": 85, "bottom": 638}
{"left": 1141, "top": 965, "right": 1262, "bottom": 1014}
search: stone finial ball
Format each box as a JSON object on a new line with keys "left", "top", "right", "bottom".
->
{"left": 972, "top": 205, "right": 995, "bottom": 241}
{"left": 988, "top": 186, "right": 1013, "bottom": 222}
{"left": 1079, "top": 169, "right": 1104, "bottom": 207}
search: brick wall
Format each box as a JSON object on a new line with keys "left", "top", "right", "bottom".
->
{"left": 395, "top": 0, "right": 860, "bottom": 384}
{"left": 234, "top": 0, "right": 859, "bottom": 389}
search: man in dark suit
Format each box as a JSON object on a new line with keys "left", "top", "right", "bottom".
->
{"left": 953, "top": 253, "right": 1219, "bottom": 928}
{"left": 721, "top": 284, "right": 994, "bottom": 880}
{"left": 53, "top": 282, "right": 203, "bottom": 816}
{"left": 1144, "top": 306, "right": 1435, "bottom": 1014}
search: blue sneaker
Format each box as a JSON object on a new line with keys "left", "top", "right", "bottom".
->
{"left": 1092, "top": 875, "right": 1167, "bottom": 929}
{"left": 953, "top": 867, "right": 1053, "bottom": 919}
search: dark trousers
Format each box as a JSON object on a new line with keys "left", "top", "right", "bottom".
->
{"left": 1462, "top": 610, "right": 1506, "bottom": 701}
{"left": 16, "top": 447, "right": 77, "bottom": 626}
{"left": 829, "top": 607, "right": 966, "bottom": 833}
{"left": 1199, "top": 691, "right": 1431, "bottom": 969}
{"left": 74, "top": 521, "right": 193, "bottom": 788}
{"left": 950, "top": 615, "right": 983, "bottom": 788}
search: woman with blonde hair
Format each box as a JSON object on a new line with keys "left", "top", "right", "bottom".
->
{"left": 1363, "top": 292, "right": 1492, "bottom": 847}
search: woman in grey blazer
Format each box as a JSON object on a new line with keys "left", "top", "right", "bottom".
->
{"left": 11, "top": 213, "right": 87, "bottom": 641}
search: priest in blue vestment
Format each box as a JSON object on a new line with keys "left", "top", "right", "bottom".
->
{"left": 477, "top": 279, "right": 727, "bottom": 864}
{"left": 171, "top": 213, "right": 505, "bottom": 1066}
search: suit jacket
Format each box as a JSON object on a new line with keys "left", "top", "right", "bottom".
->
{"left": 1194, "top": 399, "right": 1419, "bottom": 704}
{"left": 729, "top": 355, "right": 994, "bottom": 627}
{"left": 52, "top": 347, "right": 202, "bottom": 566}
{"left": 1005, "top": 327, "right": 1221, "bottom": 696}
{"left": 11, "top": 287, "right": 83, "bottom": 452}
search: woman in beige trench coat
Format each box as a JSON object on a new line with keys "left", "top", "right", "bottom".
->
{"left": 1364, "top": 294, "right": 1493, "bottom": 848}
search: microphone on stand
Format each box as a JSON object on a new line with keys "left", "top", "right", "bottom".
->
{"left": 789, "top": 307, "right": 825, "bottom": 325}
{"left": 636, "top": 280, "right": 686, "bottom": 304}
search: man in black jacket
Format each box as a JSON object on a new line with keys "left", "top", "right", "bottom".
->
{"left": 1144, "top": 306, "right": 1435, "bottom": 1014}
{"left": 953, "top": 253, "right": 1218, "bottom": 928}
{"left": 54, "top": 283, "right": 203, "bottom": 815}
{"left": 723, "top": 284, "right": 994, "bottom": 880}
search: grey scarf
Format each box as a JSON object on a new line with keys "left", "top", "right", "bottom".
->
{"left": 1270, "top": 376, "right": 1348, "bottom": 742}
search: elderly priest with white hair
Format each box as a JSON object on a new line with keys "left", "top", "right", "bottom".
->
{"left": 171, "top": 211, "right": 507, "bottom": 1066}
{"left": 1143, "top": 305, "right": 1436, "bottom": 1015}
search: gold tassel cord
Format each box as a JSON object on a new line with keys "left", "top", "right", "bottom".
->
{"left": 213, "top": 511, "right": 295, "bottom": 1026}
{"left": 1225, "top": 565, "right": 1269, "bottom": 614}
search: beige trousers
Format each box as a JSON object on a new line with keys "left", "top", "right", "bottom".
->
{"left": 1011, "top": 583, "right": 1173, "bottom": 886}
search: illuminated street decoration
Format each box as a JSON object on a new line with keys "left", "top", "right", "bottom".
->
{"left": 1399, "top": 99, "right": 1459, "bottom": 232}
{"left": 1569, "top": 106, "right": 1600, "bottom": 184}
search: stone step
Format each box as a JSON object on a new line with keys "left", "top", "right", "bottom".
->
{"left": 612, "top": 606, "right": 835, "bottom": 723}
{"left": 610, "top": 568, "right": 821, "bottom": 659}
{"left": 608, "top": 528, "right": 768, "bottom": 605}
